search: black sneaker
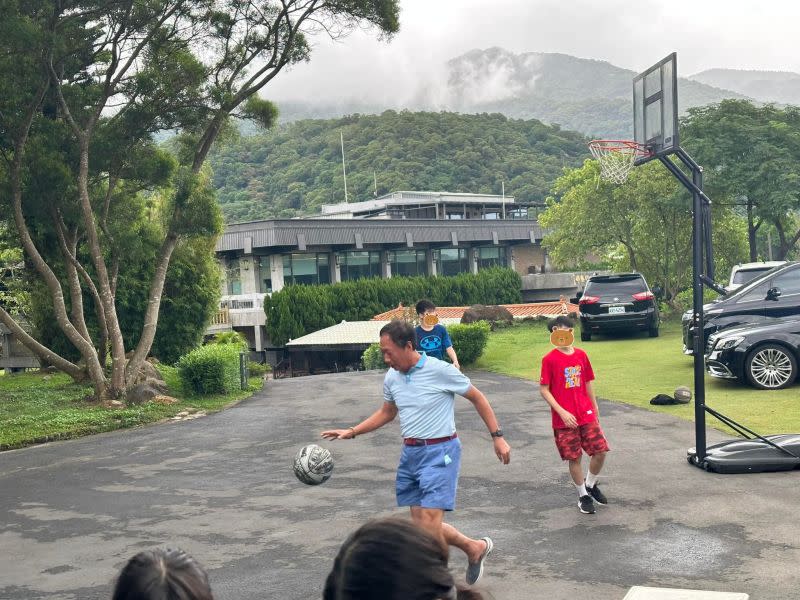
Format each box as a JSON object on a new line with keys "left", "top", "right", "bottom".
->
{"left": 578, "top": 494, "right": 595, "bottom": 514}
{"left": 586, "top": 483, "right": 608, "bottom": 505}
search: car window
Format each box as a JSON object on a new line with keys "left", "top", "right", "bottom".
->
{"left": 773, "top": 269, "right": 800, "bottom": 296}
{"left": 732, "top": 268, "right": 771, "bottom": 285}
{"left": 585, "top": 277, "right": 646, "bottom": 294}
{"left": 726, "top": 268, "right": 779, "bottom": 300}
{"left": 735, "top": 281, "right": 769, "bottom": 303}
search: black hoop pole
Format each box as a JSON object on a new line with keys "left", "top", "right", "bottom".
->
{"left": 658, "top": 151, "right": 707, "bottom": 464}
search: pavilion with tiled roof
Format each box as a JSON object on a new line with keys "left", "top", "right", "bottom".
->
{"left": 371, "top": 301, "right": 578, "bottom": 321}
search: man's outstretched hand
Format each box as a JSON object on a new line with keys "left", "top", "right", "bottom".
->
{"left": 321, "top": 429, "right": 354, "bottom": 440}
{"left": 494, "top": 437, "right": 511, "bottom": 464}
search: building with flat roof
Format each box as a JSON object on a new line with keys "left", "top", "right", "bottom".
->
{"left": 317, "top": 190, "right": 535, "bottom": 220}
{"left": 211, "top": 191, "right": 568, "bottom": 358}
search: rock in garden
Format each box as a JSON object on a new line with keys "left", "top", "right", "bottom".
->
{"left": 460, "top": 304, "right": 513, "bottom": 326}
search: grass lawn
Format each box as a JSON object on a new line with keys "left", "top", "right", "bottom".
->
{"left": 475, "top": 318, "right": 799, "bottom": 435}
{"left": 0, "top": 366, "right": 262, "bottom": 451}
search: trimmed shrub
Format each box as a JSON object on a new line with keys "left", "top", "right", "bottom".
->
{"left": 447, "top": 321, "right": 491, "bottom": 366}
{"left": 362, "top": 342, "right": 385, "bottom": 370}
{"left": 247, "top": 361, "right": 270, "bottom": 377}
{"left": 212, "top": 331, "right": 249, "bottom": 351}
{"left": 176, "top": 344, "right": 240, "bottom": 395}
{"left": 672, "top": 287, "right": 721, "bottom": 314}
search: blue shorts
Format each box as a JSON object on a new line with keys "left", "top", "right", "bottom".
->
{"left": 396, "top": 437, "right": 461, "bottom": 511}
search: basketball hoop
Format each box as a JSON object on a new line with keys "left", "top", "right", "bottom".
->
{"left": 588, "top": 140, "right": 651, "bottom": 184}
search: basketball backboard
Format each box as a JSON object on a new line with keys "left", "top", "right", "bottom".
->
{"left": 633, "top": 52, "right": 678, "bottom": 165}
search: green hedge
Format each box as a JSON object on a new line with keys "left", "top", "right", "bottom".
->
{"left": 265, "top": 268, "right": 522, "bottom": 346}
{"left": 176, "top": 344, "right": 241, "bottom": 395}
{"left": 360, "top": 321, "right": 491, "bottom": 369}
{"left": 448, "top": 321, "right": 490, "bottom": 366}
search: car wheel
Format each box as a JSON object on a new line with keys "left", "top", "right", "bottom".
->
{"left": 744, "top": 344, "right": 798, "bottom": 390}
{"left": 580, "top": 330, "right": 591, "bottom": 342}
{"left": 648, "top": 325, "right": 659, "bottom": 338}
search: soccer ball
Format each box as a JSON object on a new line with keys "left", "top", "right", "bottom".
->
{"left": 293, "top": 444, "right": 334, "bottom": 485}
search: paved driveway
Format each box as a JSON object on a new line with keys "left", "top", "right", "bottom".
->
{"left": 1, "top": 371, "right": 799, "bottom": 599}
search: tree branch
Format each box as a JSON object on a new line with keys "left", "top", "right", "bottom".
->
{"left": 0, "top": 307, "right": 85, "bottom": 380}
{"left": 51, "top": 213, "right": 93, "bottom": 344}
{"left": 125, "top": 232, "right": 180, "bottom": 386}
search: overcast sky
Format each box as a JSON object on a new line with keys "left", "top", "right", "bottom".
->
{"left": 264, "top": 0, "right": 800, "bottom": 104}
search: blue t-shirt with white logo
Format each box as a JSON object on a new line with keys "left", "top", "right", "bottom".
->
{"left": 383, "top": 353, "right": 472, "bottom": 439}
{"left": 414, "top": 324, "right": 452, "bottom": 361}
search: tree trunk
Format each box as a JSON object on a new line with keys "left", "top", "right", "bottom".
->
{"left": 747, "top": 200, "right": 760, "bottom": 262}
{"left": 774, "top": 220, "right": 800, "bottom": 260}
{"left": 0, "top": 308, "right": 86, "bottom": 380}
{"left": 7, "top": 92, "right": 107, "bottom": 397}
{"left": 124, "top": 232, "right": 179, "bottom": 387}
{"left": 74, "top": 137, "right": 128, "bottom": 399}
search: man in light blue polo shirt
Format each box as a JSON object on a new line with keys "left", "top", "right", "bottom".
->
{"left": 322, "top": 320, "right": 511, "bottom": 586}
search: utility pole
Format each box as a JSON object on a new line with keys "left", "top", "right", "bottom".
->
{"left": 501, "top": 181, "right": 506, "bottom": 219}
{"left": 373, "top": 171, "right": 378, "bottom": 198}
{"left": 340, "top": 131, "right": 349, "bottom": 203}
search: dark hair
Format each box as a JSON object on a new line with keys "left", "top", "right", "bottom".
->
{"left": 547, "top": 315, "right": 576, "bottom": 332}
{"left": 324, "top": 518, "right": 483, "bottom": 600}
{"left": 415, "top": 299, "right": 436, "bottom": 315}
{"left": 112, "top": 548, "right": 213, "bottom": 600}
{"left": 379, "top": 319, "right": 415, "bottom": 349}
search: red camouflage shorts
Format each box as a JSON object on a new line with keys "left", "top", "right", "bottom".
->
{"left": 553, "top": 420, "right": 610, "bottom": 461}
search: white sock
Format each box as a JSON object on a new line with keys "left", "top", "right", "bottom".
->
{"left": 586, "top": 471, "right": 599, "bottom": 488}
{"left": 575, "top": 482, "right": 587, "bottom": 497}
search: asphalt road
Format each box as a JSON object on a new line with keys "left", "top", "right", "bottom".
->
{"left": 1, "top": 370, "right": 798, "bottom": 599}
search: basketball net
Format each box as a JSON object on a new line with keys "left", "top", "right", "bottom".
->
{"left": 588, "top": 140, "right": 650, "bottom": 184}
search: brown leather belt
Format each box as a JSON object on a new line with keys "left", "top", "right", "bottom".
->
{"left": 403, "top": 433, "right": 458, "bottom": 446}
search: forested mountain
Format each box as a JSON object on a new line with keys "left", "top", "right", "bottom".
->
{"left": 689, "top": 68, "right": 800, "bottom": 105}
{"left": 209, "top": 111, "right": 589, "bottom": 223}
{"left": 272, "top": 48, "right": 749, "bottom": 137}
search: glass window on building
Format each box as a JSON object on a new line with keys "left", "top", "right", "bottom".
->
{"left": 226, "top": 258, "right": 242, "bottom": 295}
{"left": 282, "top": 253, "right": 331, "bottom": 286}
{"left": 436, "top": 248, "right": 469, "bottom": 276}
{"left": 390, "top": 249, "right": 427, "bottom": 277}
{"left": 477, "top": 246, "right": 507, "bottom": 270}
{"left": 256, "top": 256, "right": 272, "bottom": 293}
{"left": 339, "top": 251, "right": 381, "bottom": 281}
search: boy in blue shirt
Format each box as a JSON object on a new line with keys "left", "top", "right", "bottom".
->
{"left": 414, "top": 299, "right": 460, "bottom": 369}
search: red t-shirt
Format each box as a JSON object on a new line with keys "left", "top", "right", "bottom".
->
{"left": 539, "top": 347, "right": 597, "bottom": 430}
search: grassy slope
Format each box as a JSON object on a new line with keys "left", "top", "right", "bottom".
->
{"left": 0, "top": 366, "right": 262, "bottom": 451}
{"left": 475, "top": 319, "right": 797, "bottom": 434}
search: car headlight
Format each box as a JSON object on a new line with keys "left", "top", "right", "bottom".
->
{"left": 716, "top": 336, "right": 744, "bottom": 350}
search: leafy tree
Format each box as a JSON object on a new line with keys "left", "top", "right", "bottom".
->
{"left": 209, "top": 110, "right": 589, "bottom": 221}
{"left": 540, "top": 160, "right": 747, "bottom": 305}
{"left": 0, "top": 228, "right": 28, "bottom": 317}
{"left": 682, "top": 100, "right": 800, "bottom": 260}
{"left": 0, "top": 0, "right": 399, "bottom": 401}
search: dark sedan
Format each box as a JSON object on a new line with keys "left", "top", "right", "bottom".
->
{"left": 705, "top": 318, "right": 800, "bottom": 389}
{"left": 683, "top": 261, "right": 800, "bottom": 355}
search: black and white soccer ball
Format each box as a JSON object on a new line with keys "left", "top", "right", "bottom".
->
{"left": 293, "top": 444, "right": 334, "bottom": 485}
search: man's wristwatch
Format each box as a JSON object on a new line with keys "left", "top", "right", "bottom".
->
{"left": 490, "top": 428, "right": 504, "bottom": 438}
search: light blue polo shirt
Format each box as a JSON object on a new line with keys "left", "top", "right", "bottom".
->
{"left": 383, "top": 353, "right": 472, "bottom": 439}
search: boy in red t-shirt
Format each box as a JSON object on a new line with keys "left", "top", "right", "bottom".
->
{"left": 539, "top": 315, "right": 610, "bottom": 514}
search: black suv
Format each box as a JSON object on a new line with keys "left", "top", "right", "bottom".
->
{"left": 683, "top": 261, "right": 800, "bottom": 355}
{"left": 577, "top": 273, "right": 659, "bottom": 341}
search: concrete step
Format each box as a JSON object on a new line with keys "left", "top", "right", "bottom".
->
{"left": 623, "top": 587, "right": 748, "bottom": 600}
